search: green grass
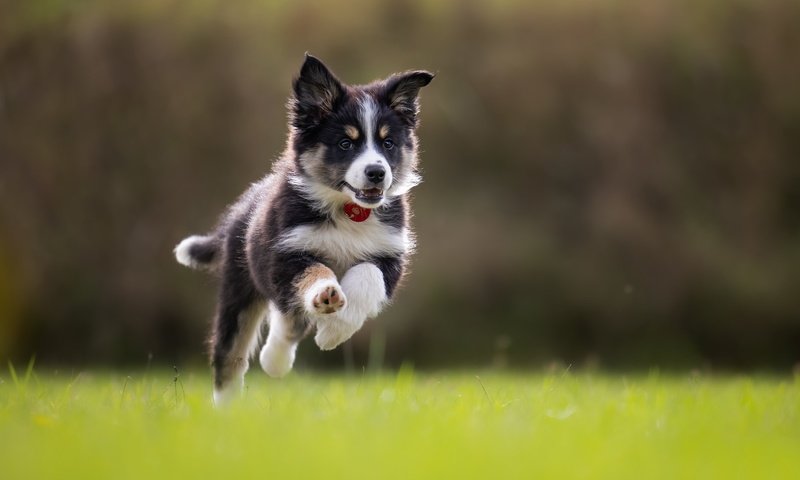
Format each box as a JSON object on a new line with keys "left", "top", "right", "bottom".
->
{"left": 1, "top": 367, "right": 798, "bottom": 479}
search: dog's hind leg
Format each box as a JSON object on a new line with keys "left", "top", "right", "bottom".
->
{"left": 211, "top": 262, "right": 265, "bottom": 406}
{"left": 259, "top": 302, "right": 309, "bottom": 378}
{"left": 211, "top": 301, "right": 265, "bottom": 406}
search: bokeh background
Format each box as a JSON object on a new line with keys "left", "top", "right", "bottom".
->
{"left": 1, "top": 0, "right": 799, "bottom": 371}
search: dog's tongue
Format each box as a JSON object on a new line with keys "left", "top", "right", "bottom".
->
{"left": 344, "top": 203, "right": 371, "bottom": 222}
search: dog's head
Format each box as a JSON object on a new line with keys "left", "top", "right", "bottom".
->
{"left": 288, "top": 54, "right": 434, "bottom": 210}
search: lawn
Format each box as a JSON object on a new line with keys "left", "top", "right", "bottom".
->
{"left": 1, "top": 366, "right": 798, "bottom": 479}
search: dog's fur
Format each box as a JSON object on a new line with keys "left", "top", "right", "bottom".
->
{"left": 174, "top": 55, "right": 433, "bottom": 404}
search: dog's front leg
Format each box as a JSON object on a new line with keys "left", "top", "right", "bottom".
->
{"left": 256, "top": 254, "right": 346, "bottom": 377}
{"left": 314, "top": 259, "right": 401, "bottom": 350}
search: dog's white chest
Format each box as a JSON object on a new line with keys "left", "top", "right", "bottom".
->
{"left": 276, "top": 217, "right": 410, "bottom": 272}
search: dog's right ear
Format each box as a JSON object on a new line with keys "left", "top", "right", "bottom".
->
{"left": 291, "top": 54, "right": 344, "bottom": 131}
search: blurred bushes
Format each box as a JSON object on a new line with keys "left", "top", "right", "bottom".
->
{"left": 1, "top": 0, "right": 799, "bottom": 369}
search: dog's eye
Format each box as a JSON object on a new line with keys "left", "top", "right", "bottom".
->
{"left": 382, "top": 139, "right": 395, "bottom": 150}
{"left": 338, "top": 139, "right": 353, "bottom": 151}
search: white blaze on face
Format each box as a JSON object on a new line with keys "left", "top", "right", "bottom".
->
{"left": 343, "top": 96, "right": 393, "bottom": 197}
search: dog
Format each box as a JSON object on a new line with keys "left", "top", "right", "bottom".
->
{"left": 174, "top": 54, "right": 433, "bottom": 404}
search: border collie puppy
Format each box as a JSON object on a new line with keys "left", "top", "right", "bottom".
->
{"left": 174, "top": 55, "right": 433, "bottom": 404}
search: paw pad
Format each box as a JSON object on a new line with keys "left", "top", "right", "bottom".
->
{"left": 312, "top": 285, "right": 346, "bottom": 314}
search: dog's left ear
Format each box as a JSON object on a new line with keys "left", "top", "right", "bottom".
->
{"left": 383, "top": 71, "right": 435, "bottom": 126}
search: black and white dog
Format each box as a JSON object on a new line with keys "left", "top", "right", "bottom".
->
{"left": 174, "top": 55, "right": 433, "bottom": 404}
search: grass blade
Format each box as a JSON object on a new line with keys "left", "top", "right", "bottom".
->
{"left": 7, "top": 361, "right": 19, "bottom": 388}
{"left": 23, "top": 355, "right": 36, "bottom": 385}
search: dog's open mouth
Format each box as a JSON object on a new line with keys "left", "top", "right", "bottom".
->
{"left": 342, "top": 183, "right": 384, "bottom": 204}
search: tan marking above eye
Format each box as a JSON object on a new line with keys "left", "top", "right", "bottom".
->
{"left": 344, "top": 125, "right": 359, "bottom": 140}
{"left": 379, "top": 125, "right": 390, "bottom": 139}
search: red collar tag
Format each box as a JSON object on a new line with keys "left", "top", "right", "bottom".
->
{"left": 344, "top": 203, "right": 371, "bottom": 222}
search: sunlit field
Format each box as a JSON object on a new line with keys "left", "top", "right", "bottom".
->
{"left": 2, "top": 367, "right": 798, "bottom": 479}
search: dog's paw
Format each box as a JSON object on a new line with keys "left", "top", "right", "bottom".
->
{"left": 212, "top": 375, "right": 244, "bottom": 407}
{"left": 314, "top": 320, "right": 361, "bottom": 351}
{"left": 259, "top": 342, "right": 295, "bottom": 378}
{"left": 311, "top": 284, "right": 346, "bottom": 315}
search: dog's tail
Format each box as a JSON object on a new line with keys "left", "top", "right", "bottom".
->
{"left": 174, "top": 234, "right": 222, "bottom": 270}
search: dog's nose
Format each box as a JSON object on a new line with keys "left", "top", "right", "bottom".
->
{"left": 365, "top": 164, "right": 386, "bottom": 184}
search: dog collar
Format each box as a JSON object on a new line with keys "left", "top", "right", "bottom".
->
{"left": 344, "top": 203, "right": 371, "bottom": 222}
